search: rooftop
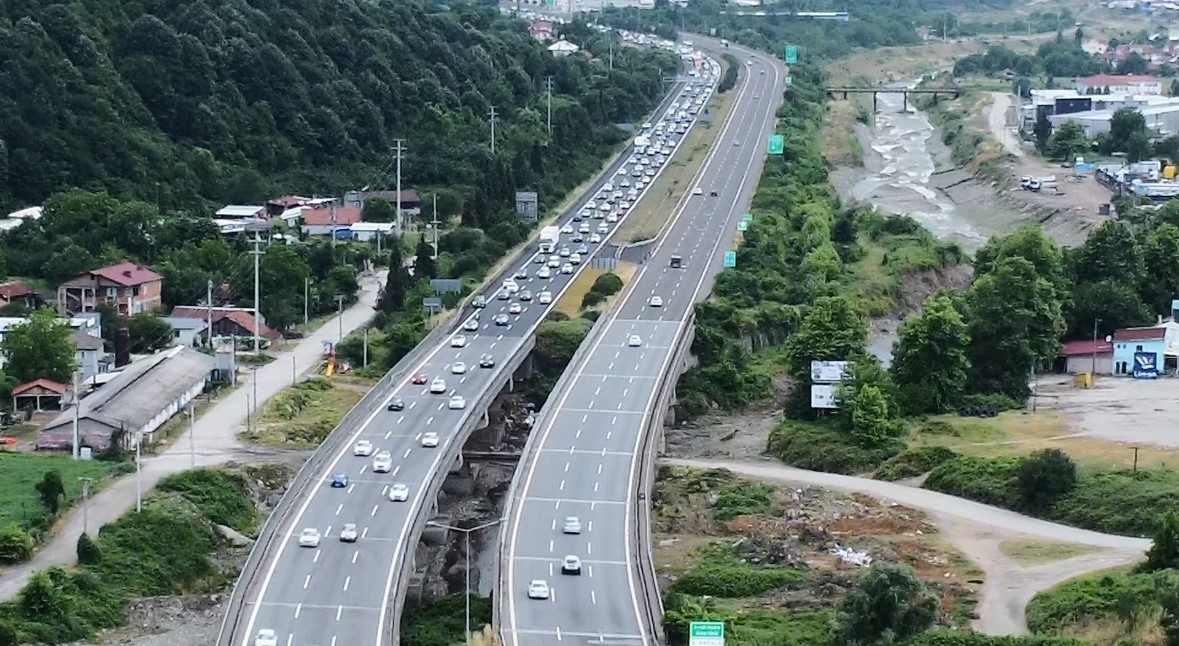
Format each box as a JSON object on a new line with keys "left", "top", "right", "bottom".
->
{"left": 88, "top": 261, "right": 162, "bottom": 287}
{"left": 1114, "top": 326, "right": 1167, "bottom": 341}
{"left": 0, "top": 281, "right": 34, "bottom": 299}
{"left": 302, "top": 206, "right": 362, "bottom": 227}
{"left": 1060, "top": 339, "right": 1113, "bottom": 356}
{"left": 69, "top": 329, "right": 104, "bottom": 351}
{"left": 216, "top": 205, "right": 267, "bottom": 218}
{"left": 42, "top": 347, "right": 214, "bottom": 437}
{"left": 13, "top": 379, "right": 66, "bottom": 397}
{"left": 1079, "top": 74, "right": 1165, "bottom": 85}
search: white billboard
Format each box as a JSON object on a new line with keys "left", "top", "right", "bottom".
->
{"left": 811, "top": 384, "right": 840, "bottom": 409}
{"left": 810, "top": 360, "right": 851, "bottom": 383}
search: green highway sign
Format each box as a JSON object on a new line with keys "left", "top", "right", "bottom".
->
{"left": 742, "top": 213, "right": 753, "bottom": 223}
{"left": 737, "top": 220, "right": 748, "bottom": 232}
{"left": 768, "top": 134, "right": 784, "bottom": 155}
{"left": 723, "top": 251, "right": 736, "bottom": 268}
{"left": 785, "top": 45, "right": 799, "bottom": 64}
{"left": 689, "top": 621, "right": 726, "bottom": 646}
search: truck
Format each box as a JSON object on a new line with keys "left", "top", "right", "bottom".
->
{"left": 539, "top": 225, "right": 560, "bottom": 254}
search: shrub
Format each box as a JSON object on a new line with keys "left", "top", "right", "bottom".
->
{"left": 833, "top": 561, "right": 938, "bottom": 646}
{"left": 670, "top": 562, "right": 802, "bottom": 598}
{"left": 906, "top": 632, "right": 1092, "bottom": 645}
{"left": 0, "top": 623, "right": 16, "bottom": 646}
{"left": 1144, "top": 511, "right": 1179, "bottom": 572}
{"left": 923, "top": 456, "right": 1022, "bottom": 509}
{"left": 767, "top": 421, "right": 899, "bottom": 475}
{"left": 581, "top": 290, "right": 606, "bottom": 308}
{"left": 1025, "top": 568, "right": 1179, "bottom": 634}
{"left": 873, "top": 446, "right": 959, "bottom": 481}
{"left": 590, "top": 272, "right": 623, "bottom": 296}
{"left": 156, "top": 469, "right": 257, "bottom": 533}
{"left": 0, "top": 523, "right": 33, "bottom": 564}
{"left": 400, "top": 593, "right": 493, "bottom": 646}
{"left": 1048, "top": 468, "right": 1179, "bottom": 536}
{"left": 1016, "top": 449, "right": 1077, "bottom": 513}
{"left": 712, "top": 483, "right": 774, "bottom": 520}
{"left": 76, "top": 533, "right": 101, "bottom": 565}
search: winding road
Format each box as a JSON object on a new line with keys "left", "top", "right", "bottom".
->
{"left": 662, "top": 457, "right": 1150, "bottom": 635}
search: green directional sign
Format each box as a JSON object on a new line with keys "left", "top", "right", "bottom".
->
{"left": 742, "top": 213, "right": 753, "bottom": 223}
{"left": 723, "top": 251, "right": 736, "bottom": 268}
{"left": 690, "top": 621, "right": 726, "bottom": 646}
{"left": 737, "top": 220, "right": 748, "bottom": 232}
{"left": 785, "top": 45, "right": 799, "bottom": 64}
{"left": 768, "top": 134, "right": 785, "bottom": 155}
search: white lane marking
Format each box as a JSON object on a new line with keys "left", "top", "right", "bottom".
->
{"left": 352, "top": 551, "right": 359, "bottom": 564}
{"left": 336, "top": 605, "right": 343, "bottom": 621}
{"left": 343, "top": 576, "right": 351, "bottom": 592}
{"left": 335, "top": 504, "right": 342, "bottom": 516}
{"left": 403, "top": 448, "right": 412, "bottom": 459}
{"left": 371, "top": 504, "right": 379, "bottom": 517}
{"left": 303, "top": 575, "right": 310, "bottom": 590}
{"left": 294, "top": 603, "right": 302, "bottom": 620}
{"left": 313, "top": 551, "right": 320, "bottom": 564}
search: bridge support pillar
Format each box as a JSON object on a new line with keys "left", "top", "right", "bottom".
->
{"left": 873, "top": 92, "right": 877, "bottom": 114}
{"left": 902, "top": 91, "right": 908, "bottom": 112}
{"left": 451, "top": 452, "right": 465, "bottom": 473}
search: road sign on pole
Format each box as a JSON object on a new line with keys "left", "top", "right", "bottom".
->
{"left": 742, "top": 213, "right": 753, "bottom": 223}
{"left": 737, "top": 220, "right": 748, "bottom": 232}
{"left": 723, "top": 251, "right": 736, "bottom": 268}
{"left": 768, "top": 134, "right": 784, "bottom": 155}
{"left": 785, "top": 45, "right": 798, "bottom": 64}
{"left": 689, "top": 621, "right": 725, "bottom": 646}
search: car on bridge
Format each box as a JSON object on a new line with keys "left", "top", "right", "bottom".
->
{"left": 451, "top": 362, "right": 467, "bottom": 375}
{"left": 389, "top": 483, "right": 409, "bottom": 502}
{"left": 421, "top": 432, "right": 440, "bottom": 448}
{"left": 448, "top": 395, "right": 466, "bottom": 410}
{"left": 373, "top": 452, "right": 392, "bottom": 473}
{"left": 254, "top": 629, "right": 278, "bottom": 646}
{"left": 628, "top": 335, "right": 643, "bottom": 347}
{"left": 480, "top": 354, "right": 495, "bottom": 368}
{"left": 430, "top": 378, "right": 447, "bottom": 394}
{"left": 451, "top": 334, "right": 468, "bottom": 348}
{"left": 339, "top": 523, "right": 359, "bottom": 543}
{"left": 527, "top": 580, "right": 550, "bottom": 600}
{"left": 353, "top": 440, "right": 374, "bottom": 456}
{"left": 561, "top": 555, "right": 582, "bottom": 575}
{"left": 330, "top": 473, "right": 348, "bottom": 488}
{"left": 388, "top": 397, "right": 405, "bottom": 411}
{"left": 463, "top": 318, "right": 479, "bottom": 332}
{"left": 412, "top": 374, "right": 428, "bottom": 385}
{"left": 562, "top": 516, "right": 581, "bottom": 534}
{"left": 298, "top": 528, "right": 320, "bottom": 548}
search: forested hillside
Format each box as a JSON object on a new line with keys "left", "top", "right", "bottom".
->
{"left": 0, "top": 0, "right": 675, "bottom": 220}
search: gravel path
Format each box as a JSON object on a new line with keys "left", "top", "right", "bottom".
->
{"left": 660, "top": 457, "right": 1149, "bottom": 635}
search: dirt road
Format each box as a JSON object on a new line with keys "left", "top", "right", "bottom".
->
{"left": 660, "top": 457, "right": 1149, "bottom": 635}
{"left": 987, "top": 92, "right": 1025, "bottom": 158}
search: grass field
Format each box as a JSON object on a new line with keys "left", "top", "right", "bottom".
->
{"left": 0, "top": 452, "right": 122, "bottom": 531}
{"left": 908, "top": 411, "right": 1179, "bottom": 471}
{"left": 242, "top": 376, "right": 372, "bottom": 447}
{"left": 620, "top": 62, "right": 739, "bottom": 244}
{"left": 552, "top": 262, "right": 637, "bottom": 318}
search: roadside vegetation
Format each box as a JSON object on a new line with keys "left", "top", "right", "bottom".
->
{"left": 241, "top": 376, "right": 374, "bottom": 447}
{"left": 401, "top": 593, "right": 494, "bottom": 646}
{"left": 0, "top": 468, "right": 258, "bottom": 644}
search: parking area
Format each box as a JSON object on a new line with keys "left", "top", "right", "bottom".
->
{"left": 1036, "top": 374, "right": 1179, "bottom": 449}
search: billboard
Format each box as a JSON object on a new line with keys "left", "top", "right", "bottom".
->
{"left": 810, "top": 360, "right": 851, "bottom": 383}
{"left": 811, "top": 384, "right": 839, "bottom": 409}
{"left": 515, "top": 191, "right": 539, "bottom": 221}
{"left": 1133, "top": 351, "right": 1159, "bottom": 379}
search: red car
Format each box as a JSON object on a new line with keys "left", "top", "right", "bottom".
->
{"left": 411, "top": 374, "right": 427, "bottom": 385}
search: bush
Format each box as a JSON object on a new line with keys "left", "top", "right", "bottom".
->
{"left": 156, "top": 469, "right": 257, "bottom": 533}
{"left": 767, "top": 421, "right": 900, "bottom": 475}
{"left": 1026, "top": 568, "right": 1179, "bottom": 634}
{"left": 0, "top": 623, "right": 16, "bottom": 646}
{"left": 906, "top": 632, "right": 1092, "bottom": 645}
{"left": 0, "top": 524, "right": 33, "bottom": 564}
{"left": 1016, "top": 449, "right": 1077, "bottom": 513}
{"left": 712, "top": 483, "right": 774, "bottom": 520}
{"left": 401, "top": 593, "right": 493, "bottom": 646}
{"left": 873, "top": 446, "right": 959, "bottom": 481}
{"left": 76, "top": 533, "right": 101, "bottom": 565}
{"left": 833, "top": 561, "right": 938, "bottom": 646}
{"left": 923, "top": 456, "right": 1022, "bottom": 509}
{"left": 670, "top": 562, "right": 803, "bottom": 598}
{"left": 581, "top": 290, "right": 606, "bottom": 308}
{"left": 1144, "top": 511, "right": 1179, "bottom": 572}
{"left": 590, "top": 272, "right": 623, "bottom": 296}
{"left": 1048, "top": 468, "right": 1179, "bottom": 536}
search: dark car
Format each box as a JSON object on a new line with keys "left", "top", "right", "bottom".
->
{"left": 708, "top": 190, "right": 718, "bottom": 197}
{"left": 480, "top": 354, "right": 495, "bottom": 368}
{"left": 571, "top": 234, "right": 583, "bottom": 243}
{"left": 330, "top": 473, "right": 348, "bottom": 488}
{"left": 387, "top": 397, "right": 405, "bottom": 412}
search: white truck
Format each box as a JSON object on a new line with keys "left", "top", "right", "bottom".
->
{"left": 539, "top": 225, "right": 560, "bottom": 254}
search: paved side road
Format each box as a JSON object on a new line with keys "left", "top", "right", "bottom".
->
{"left": 661, "top": 458, "right": 1150, "bottom": 635}
{"left": 0, "top": 271, "right": 387, "bottom": 602}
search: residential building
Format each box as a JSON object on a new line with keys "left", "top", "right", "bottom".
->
{"left": 168, "top": 306, "right": 282, "bottom": 344}
{"left": 1111, "top": 322, "right": 1179, "bottom": 376}
{"left": 71, "top": 329, "right": 110, "bottom": 381}
{"left": 548, "top": 40, "right": 580, "bottom": 57}
{"left": 343, "top": 190, "right": 422, "bottom": 217}
{"left": 164, "top": 316, "right": 209, "bottom": 347}
{"left": 1077, "top": 74, "right": 1164, "bottom": 96}
{"left": 0, "top": 314, "right": 103, "bottom": 373}
{"left": 1057, "top": 339, "right": 1113, "bottom": 375}
{"left": 0, "top": 281, "right": 37, "bottom": 308}
{"left": 530, "top": 20, "right": 554, "bottom": 41}
{"left": 216, "top": 205, "right": 267, "bottom": 219}
{"left": 301, "top": 205, "right": 362, "bottom": 237}
{"left": 57, "top": 261, "right": 163, "bottom": 316}
{"left": 350, "top": 222, "right": 396, "bottom": 242}
{"left": 35, "top": 346, "right": 214, "bottom": 452}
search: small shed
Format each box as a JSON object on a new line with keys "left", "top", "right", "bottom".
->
{"left": 12, "top": 379, "right": 67, "bottom": 412}
{"left": 1057, "top": 339, "right": 1113, "bottom": 375}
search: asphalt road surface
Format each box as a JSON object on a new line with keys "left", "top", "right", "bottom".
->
{"left": 226, "top": 61, "right": 708, "bottom": 646}
{"left": 500, "top": 43, "right": 786, "bottom": 646}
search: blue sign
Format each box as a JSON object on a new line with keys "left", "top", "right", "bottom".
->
{"left": 1133, "top": 351, "right": 1159, "bottom": 379}
{"left": 723, "top": 251, "right": 736, "bottom": 268}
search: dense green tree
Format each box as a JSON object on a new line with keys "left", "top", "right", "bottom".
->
{"left": 1143, "top": 511, "right": 1179, "bottom": 572}
{"left": 966, "top": 257, "right": 1064, "bottom": 400}
{"left": 975, "top": 226, "right": 1067, "bottom": 292}
{"left": 2, "top": 308, "right": 76, "bottom": 383}
{"left": 784, "top": 296, "right": 867, "bottom": 378}
{"left": 1064, "top": 280, "right": 1151, "bottom": 339}
{"left": 1046, "top": 121, "right": 1089, "bottom": 162}
{"left": 833, "top": 561, "right": 938, "bottom": 646}
{"left": 1068, "top": 220, "right": 1144, "bottom": 286}
{"left": 1141, "top": 224, "right": 1179, "bottom": 314}
{"left": 891, "top": 293, "right": 971, "bottom": 415}
{"left": 361, "top": 198, "right": 397, "bottom": 224}
{"left": 35, "top": 470, "right": 65, "bottom": 516}
{"left": 414, "top": 238, "right": 438, "bottom": 281}
{"left": 126, "top": 312, "right": 175, "bottom": 353}
{"left": 1016, "top": 449, "right": 1077, "bottom": 513}
{"left": 228, "top": 244, "right": 311, "bottom": 331}
{"left": 378, "top": 243, "right": 411, "bottom": 314}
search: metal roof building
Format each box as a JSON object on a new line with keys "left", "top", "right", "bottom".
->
{"left": 35, "top": 346, "right": 214, "bottom": 452}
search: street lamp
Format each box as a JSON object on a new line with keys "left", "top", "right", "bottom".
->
{"left": 425, "top": 518, "right": 507, "bottom": 646}
{"left": 1092, "top": 317, "right": 1103, "bottom": 379}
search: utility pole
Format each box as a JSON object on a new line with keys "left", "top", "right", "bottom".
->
{"left": 250, "top": 234, "right": 264, "bottom": 355}
{"left": 608, "top": 34, "right": 614, "bottom": 72}
{"left": 71, "top": 370, "right": 80, "bottom": 460}
{"left": 363, "top": 328, "right": 369, "bottom": 368}
{"left": 134, "top": 434, "right": 142, "bottom": 513}
{"left": 1091, "top": 318, "right": 1103, "bottom": 381}
{"left": 79, "top": 477, "right": 93, "bottom": 535}
{"left": 426, "top": 519, "right": 507, "bottom": 646}
{"left": 489, "top": 106, "right": 498, "bottom": 155}
{"left": 206, "top": 280, "right": 214, "bottom": 348}
{"left": 545, "top": 76, "right": 554, "bottom": 136}
{"left": 432, "top": 195, "right": 441, "bottom": 260}
{"left": 393, "top": 139, "right": 406, "bottom": 236}
{"left": 336, "top": 295, "right": 345, "bottom": 344}
{"left": 188, "top": 404, "right": 196, "bottom": 469}
{"left": 330, "top": 200, "right": 339, "bottom": 255}
{"left": 304, "top": 277, "right": 310, "bottom": 326}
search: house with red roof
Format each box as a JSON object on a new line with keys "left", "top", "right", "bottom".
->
{"left": 57, "top": 261, "right": 163, "bottom": 316}
{"left": 1057, "top": 339, "right": 1113, "bottom": 375}
{"left": 0, "top": 281, "right": 37, "bottom": 308}
{"left": 168, "top": 306, "right": 282, "bottom": 343}
{"left": 301, "top": 205, "right": 362, "bottom": 237}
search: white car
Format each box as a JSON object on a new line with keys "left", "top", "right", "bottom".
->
{"left": 339, "top": 523, "right": 359, "bottom": 543}
{"left": 578, "top": 223, "right": 590, "bottom": 234}
{"left": 503, "top": 280, "right": 520, "bottom": 293}
{"left": 590, "top": 234, "right": 602, "bottom": 244}
{"left": 548, "top": 257, "right": 560, "bottom": 268}
{"left": 628, "top": 335, "right": 643, "bottom": 347}
{"left": 606, "top": 214, "right": 618, "bottom": 224}
{"left": 254, "top": 629, "right": 279, "bottom": 646}
{"left": 527, "top": 580, "right": 551, "bottom": 600}
{"left": 563, "top": 516, "right": 582, "bottom": 534}
{"left": 372, "top": 451, "right": 393, "bottom": 473}
{"left": 463, "top": 318, "right": 479, "bottom": 331}
{"left": 448, "top": 396, "right": 466, "bottom": 410}
{"left": 539, "top": 291, "right": 553, "bottom": 305}
{"left": 353, "top": 440, "right": 374, "bottom": 457}
{"left": 421, "top": 432, "right": 440, "bottom": 447}
{"left": 451, "top": 335, "right": 467, "bottom": 348}
{"left": 389, "top": 483, "right": 410, "bottom": 502}
{"left": 559, "top": 247, "right": 571, "bottom": 258}
{"left": 570, "top": 254, "right": 582, "bottom": 265}
{"left": 692, "top": 187, "right": 703, "bottom": 195}
{"left": 509, "top": 302, "right": 522, "bottom": 314}
{"left": 298, "top": 528, "right": 320, "bottom": 548}
{"left": 561, "top": 555, "right": 582, "bottom": 575}
{"left": 430, "top": 378, "right": 447, "bottom": 394}
{"left": 561, "top": 224, "right": 573, "bottom": 234}
{"left": 538, "top": 267, "right": 551, "bottom": 279}
{"left": 649, "top": 296, "right": 663, "bottom": 308}
{"left": 451, "top": 362, "right": 467, "bottom": 375}
{"left": 561, "top": 264, "right": 573, "bottom": 275}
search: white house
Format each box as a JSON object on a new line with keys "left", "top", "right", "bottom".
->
{"left": 548, "top": 40, "right": 580, "bottom": 57}
{"left": 350, "top": 222, "right": 396, "bottom": 242}
{"left": 1077, "top": 74, "right": 1165, "bottom": 96}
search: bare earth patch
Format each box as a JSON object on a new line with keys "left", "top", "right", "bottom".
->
{"left": 999, "top": 539, "right": 1100, "bottom": 566}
